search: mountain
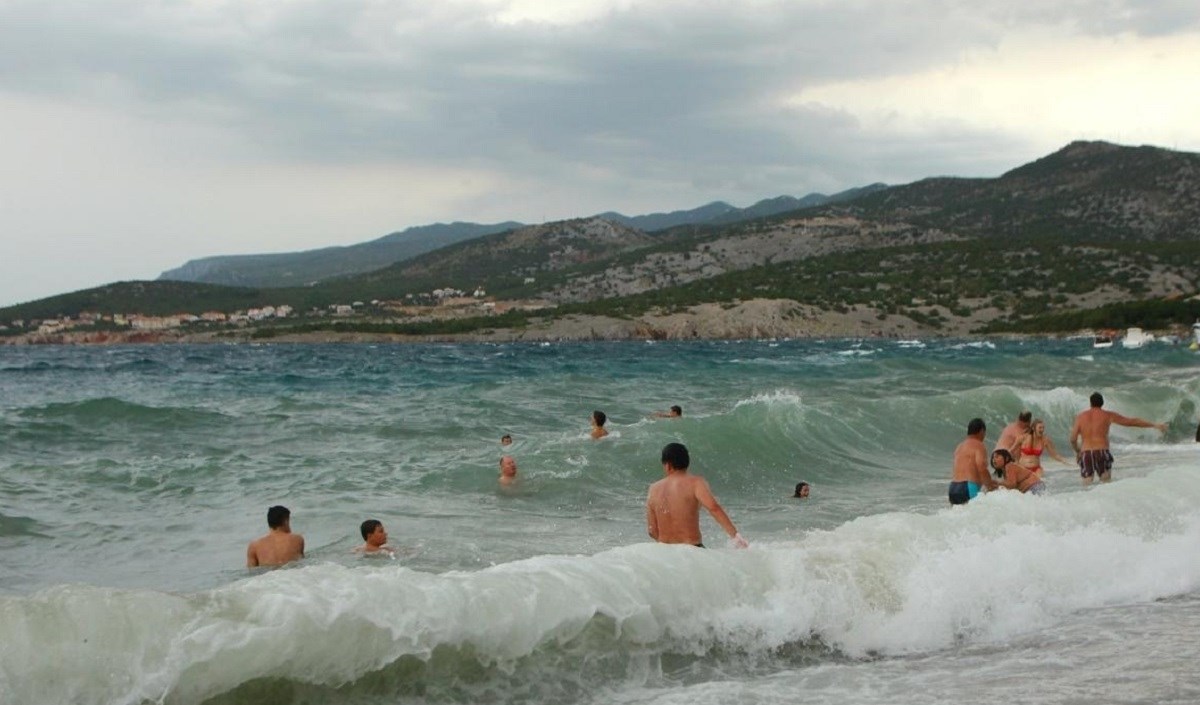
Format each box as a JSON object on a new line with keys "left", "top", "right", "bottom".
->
{"left": 594, "top": 185, "right": 888, "bottom": 231}
{"left": 841, "top": 141, "right": 1200, "bottom": 240}
{"left": 8, "top": 142, "right": 1199, "bottom": 334}
{"left": 158, "top": 187, "right": 887, "bottom": 289}
{"left": 158, "top": 221, "right": 523, "bottom": 288}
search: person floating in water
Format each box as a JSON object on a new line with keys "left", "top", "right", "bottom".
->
{"left": 1068, "top": 391, "right": 1167, "bottom": 485}
{"left": 353, "top": 519, "right": 395, "bottom": 557}
{"left": 500, "top": 434, "right": 513, "bottom": 446}
{"left": 246, "top": 505, "right": 305, "bottom": 567}
{"left": 793, "top": 481, "right": 810, "bottom": 499}
{"left": 650, "top": 405, "right": 683, "bottom": 419}
{"left": 991, "top": 449, "right": 1046, "bottom": 495}
{"left": 590, "top": 410, "right": 609, "bottom": 439}
{"left": 499, "top": 455, "right": 518, "bottom": 485}
{"left": 948, "top": 418, "right": 997, "bottom": 505}
{"left": 645, "top": 442, "right": 748, "bottom": 548}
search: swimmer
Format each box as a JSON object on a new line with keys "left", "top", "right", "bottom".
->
{"left": 651, "top": 405, "right": 683, "bottom": 419}
{"left": 1009, "top": 418, "right": 1070, "bottom": 478}
{"left": 591, "top": 410, "right": 609, "bottom": 439}
{"left": 246, "top": 505, "right": 305, "bottom": 567}
{"left": 1068, "top": 391, "right": 1167, "bottom": 484}
{"left": 353, "top": 519, "right": 395, "bottom": 557}
{"left": 646, "top": 442, "right": 748, "bottom": 548}
{"left": 948, "top": 418, "right": 997, "bottom": 505}
{"left": 499, "top": 455, "right": 518, "bottom": 485}
{"left": 991, "top": 449, "right": 1046, "bottom": 495}
{"left": 500, "top": 434, "right": 513, "bottom": 446}
{"left": 792, "top": 481, "right": 810, "bottom": 499}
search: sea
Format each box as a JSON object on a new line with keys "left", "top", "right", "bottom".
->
{"left": 1, "top": 338, "right": 1198, "bottom": 705}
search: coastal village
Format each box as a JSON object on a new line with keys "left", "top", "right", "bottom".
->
{"left": 0, "top": 285, "right": 558, "bottom": 344}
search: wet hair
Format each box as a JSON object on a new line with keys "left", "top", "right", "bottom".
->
{"left": 360, "top": 519, "right": 382, "bottom": 540}
{"left": 1018, "top": 410, "right": 1033, "bottom": 423}
{"left": 1090, "top": 392, "right": 1104, "bottom": 408}
{"left": 660, "top": 442, "right": 690, "bottom": 470}
{"left": 967, "top": 418, "right": 986, "bottom": 436}
{"left": 267, "top": 505, "right": 290, "bottom": 529}
{"left": 991, "top": 449, "right": 1013, "bottom": 477}
{"left": 1030, "top": 418, "right": 1045, "bottom": 435}
{"left": 793, "top": 481, "right": 810, "bottom": 497}
{"left": 500, "top": 434, "right": 512, "bottom": 444}
{"left": 670, "top": 405, "right": 682, "bottom": 416}
{"left": 592, "top": 410, "right": 607, "bottom": 427}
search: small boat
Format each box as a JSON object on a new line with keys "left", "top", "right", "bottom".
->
{"left": 1191, "top": 320, "right": 1200, "bottom": 351}
{"left": 1120, "top": 327, "right": 1155, "bottom": 349}
{"left": 1092, "top": 330, "right": 1116, "bottom": 349}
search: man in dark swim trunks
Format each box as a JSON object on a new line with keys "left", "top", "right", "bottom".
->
{"left": 646, "top": 443, "right": 748, "bottom": 548}
{"left": 948, "top": 418, "right": 996, "bottom": 504}
{"left": 1069, "top": 392, "right": 1167, "bottom": 485}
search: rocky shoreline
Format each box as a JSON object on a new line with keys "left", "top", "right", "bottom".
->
{"left": 0, "top": 299, "right": 1031, "bottom": 345}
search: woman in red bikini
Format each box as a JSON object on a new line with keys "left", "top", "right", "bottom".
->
{"left": 1009, "top": 418, "right": 1070, "bottom": 478}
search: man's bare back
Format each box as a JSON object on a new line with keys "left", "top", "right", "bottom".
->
{"left": 951, "top": 436, "right": 993, "bottom": 486}
{"left": 1068, "top": 392, "right": 1166, "bottom": 484}
{"left": 247, "top": 506, "right": 304, "bottom": 567}
{"left": 646, "top": 443, "right": 746, "bottom": 548}
{"left": 246, "top": 530, "right": 304, "bottom": 567}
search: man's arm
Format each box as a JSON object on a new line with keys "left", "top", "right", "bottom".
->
{"left": 974, "top": 445, "right": 997, "bottom": 490}
{"left": 246, "top": 542, "right": 259, "bottom": 568}
{"left": 695, "top": 479, "right": 747, "bottom": 547}
{"left": 298, "top": 535, "right": 305, "bottom": 558}
{"left": 1068, "top": 416, "right": 1082, "bottom": 454}
{"left": 1111, "top": 413, "right": 1167, "bottom": 432}
{"left": 645, "top": 490, "right": 659, "bottom": 540}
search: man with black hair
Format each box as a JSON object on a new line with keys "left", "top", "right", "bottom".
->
{"left": 246, "top": 505, "right": 305, "bottom": 567}
{"left": 646, "top": 442, "right": 748, "bottom": 548}
{"left": 590, "top": 410, "right": 609, "bottom": 439}
{"left": 949, "top": 418, "right": 996, "bottom": 505}
{"left": 1069, "top": 391, "right": 1167, "bottom": 484}
{"left": 354, "top": 519, "right": 394, "bottom": 556}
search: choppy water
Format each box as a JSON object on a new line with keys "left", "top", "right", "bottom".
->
{"left": 1, "top": 339, "right": 1198, "bottom": 705}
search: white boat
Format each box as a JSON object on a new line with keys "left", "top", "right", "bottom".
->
{"left": 1120, "top": 327, "right": 1155, "bottom": 349}
{"left": 1193, "top": 320, "right": 1200, "bottom": 345}
{"left": 1092, "top": 334, "right": 1114, "bottom": 349}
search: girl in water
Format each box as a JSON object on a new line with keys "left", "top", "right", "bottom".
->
{"left": 991, "top": 449, "right": 1047, "bottom": 495}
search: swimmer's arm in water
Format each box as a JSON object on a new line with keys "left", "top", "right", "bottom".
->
{"left": 645, "top": 489, "right": 659, "bottom": 540}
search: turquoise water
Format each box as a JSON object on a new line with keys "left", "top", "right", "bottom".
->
{"left": 2, "top": 339, "right": 1199, "bottom": 704}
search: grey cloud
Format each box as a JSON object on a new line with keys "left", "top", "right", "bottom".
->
{"left": 0, "top": 0, "right": 1191, "bottom": 206}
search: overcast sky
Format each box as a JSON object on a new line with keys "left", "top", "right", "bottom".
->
{"left": 2, "top": 0, "right": 1199, "bottom": 307}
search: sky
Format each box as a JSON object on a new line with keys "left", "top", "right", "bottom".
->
{"left": 2, "top": 0, "right": 1199, "bottom": 308}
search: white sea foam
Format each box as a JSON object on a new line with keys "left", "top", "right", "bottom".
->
{"left": 5, "top": 465, "right": 1199, "bottom": 705}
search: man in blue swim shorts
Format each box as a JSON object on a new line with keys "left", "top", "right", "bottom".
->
{"left": 949, "top": 417, "right": 996, "bottom": 504}
{"left": 1069, "top": 392, "right": 1167, "bottom": 485}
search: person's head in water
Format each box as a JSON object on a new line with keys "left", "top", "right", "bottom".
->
{"left": 267, "top": 505, "right": 290, "bottom": 529}
{"left": 967, "top": 417, "right": 986, "bottom": 438}
{"left": 1090, "top": 392, "right": 1104, "bottom": 408}
{"left": 592, "top": 410, "right": 607, "bottom": 427}
{"left": 793, "top": 482, "right": 810, "bottom": 498}
{"left": 360, "top": 519, "right": 387, "bottom": 545}
{"left": 500, "top": 434, "right": 512, "bottom": 446}
{"left": 670, "top": 405, "right": 682, "bottom": 417}
{"left": 991, "top": 449, "right": 1013, "bottom": 476}
{"left": 660, "top": 442, "right": 690, "bottom": 471}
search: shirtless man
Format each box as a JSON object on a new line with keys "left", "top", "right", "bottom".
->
{"left": 353, "top": 519, "right": 395, "bottom": 556}
{"left": 651, "top": 405, "right": 683, "bottom": 419}
{"left": 246, "top": 505, "right": 305, "bottom": 567}
{"left": 948, "top": 418, "right": 997, "bottom": 505}
{"left": 590, "top": 410, "right": 609, "bottom": 439}
{"left": 1069, "top": 392, "right": 1167, "bottom": 485}
{"left": 500, "top": 434, "right": 513, "bottom": 446}
{"left": 645, "top": 442, "right": 748, "bottom": 548}
{"left": 994, "top": 410, "right": 1032, "bottom": 455}
{"left": 499, "top": 455, "right": 518, "bottom": 485}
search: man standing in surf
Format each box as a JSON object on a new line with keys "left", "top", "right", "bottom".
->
{"left": 1069, "top": 391, "right": 1167, "bottom": 484}
{"left": 646, "top": 442, "right": 748, "bottom": 548}
{"left": 948, "top": 418, "right": 997, "bottom": 504}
